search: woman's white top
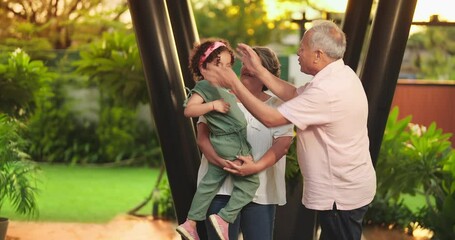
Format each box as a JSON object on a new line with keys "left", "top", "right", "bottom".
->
{"left": 197, "top": 96, "right": 295, "bottom": 205}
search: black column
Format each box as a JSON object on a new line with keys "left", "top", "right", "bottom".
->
{"left": 127, "top": 0, "right": 200, "bottom": 224}
{"left": 275, "top": 178, "right": 317, "bottom": 240}
{"left": 166, "top": 0, "right": 199, "bottom": 90}
{"left": 342, "top": 0, "right": 374, "bottom": 72}
{"left": 166, "top": 0, "right": 201, "bottom": 131}
{"left": 360, "top": 0, "right": 417, "bottom": 164}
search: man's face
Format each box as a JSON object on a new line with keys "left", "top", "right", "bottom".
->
{"left": 297, "top": 32, "right": 317, "bottom": 75}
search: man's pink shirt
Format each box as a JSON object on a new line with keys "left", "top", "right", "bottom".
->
{"left": 277, "top": 59, "right": 376, "bottom": 211}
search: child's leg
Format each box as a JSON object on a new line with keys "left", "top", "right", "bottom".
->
{"left": 187, "top": 163, "right": 228, "bottom": 221}
{"left": 217, "top": 173, "right": 260, "bottom": 223}
{"left": 178, "top": 164, "right": 228, "bottom": 240}
{"left": 176, "top": 219, "right": 199, "bottom": 240}
{"left": 205, "top": 195, "right": 241, "bottom": 240}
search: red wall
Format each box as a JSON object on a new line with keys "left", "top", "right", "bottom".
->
{"left": 391, "top": 80, "right": 455, "bottom": 147}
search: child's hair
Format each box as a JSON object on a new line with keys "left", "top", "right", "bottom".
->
{"left": 189, "top": 38, "right": 235, "bottom": 82}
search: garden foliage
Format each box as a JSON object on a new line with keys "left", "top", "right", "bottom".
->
{"left": 366, "top": 107, "right": 455, "bottom": 239}
{"left": 0, "top": 45, "right": 162, "bottom": 166}
{"left": 0, "top": 49, "right": 54, "bottom": 119}
{"left": 0, "top": 114, "right": 39, "bottom": 217}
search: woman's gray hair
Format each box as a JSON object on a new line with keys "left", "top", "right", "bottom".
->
{"left": 252, "top": 47, "right": 281, "bottom": 78}
{"left": 307, "top": 20, "right": 346, "bottom": 59}
{"left": 252, "top": 46, "right": 281, "bottom": 91}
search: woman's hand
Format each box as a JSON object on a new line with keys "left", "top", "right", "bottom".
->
{"left": 223, "top": 155, "right": 259, "bottom": 176}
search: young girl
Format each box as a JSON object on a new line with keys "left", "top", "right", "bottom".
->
{"left": 176, "top": 39, "right": 259, "bottom": 240}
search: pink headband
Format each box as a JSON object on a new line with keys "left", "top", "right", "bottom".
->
{"left": 199, "top": 41, "right": 226, "bottom": 66}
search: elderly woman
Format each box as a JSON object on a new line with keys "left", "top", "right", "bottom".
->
{"left": 197, "top": 46, "right": 294, "bottom": 240}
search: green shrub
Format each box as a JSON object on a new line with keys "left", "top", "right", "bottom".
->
{"left": 367, "top": 107, "right": 455, "bottom": 239}
{"left": 97, "top": 106, "right": 162, "bottom": 166}
{"left": 0, "top": 114, "right": 40, "bottom": 217}
{"left": 364, "top": 192, "right": 414, "bottom": 232}
{"left": 27, "top": 92, "right": 162, "bottom": 165}
{"left": 73, "top": 31, "right": 148, "bottom": 107}
{"left": 22, "top": 45, "right": 162, "bottom": 165}
{"left": 150, "top": 173, "right": 175, "bottom": 220}
{"left": 0, "top": 48, "right": 54, "bottom": 118}
{"left": 26, "top": 93, "right": 99, "bottom": 163}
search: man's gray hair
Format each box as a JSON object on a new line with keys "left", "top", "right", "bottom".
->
{"left": 307, "top": 20, "right": 346, "bottom": 59}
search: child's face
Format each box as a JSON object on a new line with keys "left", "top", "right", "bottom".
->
{"left": 203, "top": 50, "right": 232, "bottom": 86}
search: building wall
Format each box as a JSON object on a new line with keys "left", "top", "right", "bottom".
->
{"left": 391, "top": 79, "right": 455, "bottom": 147}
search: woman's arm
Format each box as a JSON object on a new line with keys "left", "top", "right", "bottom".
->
{"left": 196, "top": 121, "right": 228, "bottom": 168}
{"left": 224, "top": 136, "right": 293, "bottom": 176}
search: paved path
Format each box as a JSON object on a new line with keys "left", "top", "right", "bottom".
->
{"left": 5, "top": 215, "right": 431, "bottom": 240}
{"left": 6, "top": 215, "right": 180, "bottom": 240}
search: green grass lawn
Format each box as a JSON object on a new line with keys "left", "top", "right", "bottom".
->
{"left": 1, "top": 163, "right": 427, "bottom": 225}
{"left": 401, "top": 194, "right": 428, "bottom": 213}
{"left": 1, "top": 164, "right": 160, "bottom": 223}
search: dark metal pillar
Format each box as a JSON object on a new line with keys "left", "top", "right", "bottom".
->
{"left": 360, "top": 0, "right": 417, "bottom": 164}
{"left": 166, "top": 0, "right": 199, "bottom": 90}
{"left": 275, "top": 178, "right": 317, "bottom": 240}
{"left": 127, "top": 0, "right": 200, "bottom": 224}
{"left": 166, "top": 0, "right": 201, "bottom": 132}
{"left": 342, "top": 0, "right": 374, "bottom": 72}
{"left": 165, "top": 2, "right": 209, "bottom": 237}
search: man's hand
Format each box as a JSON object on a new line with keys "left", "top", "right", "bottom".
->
{"left": 200, "top": 65, "right": 238, "bottom": 89}
{"left": 236, "top": 43, "right": 263, "bottom": 77}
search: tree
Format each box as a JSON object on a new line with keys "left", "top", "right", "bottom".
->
{"left": 0, "top": 0, "right": 129, "bottom": 50}
{"left": 192, "top": 0, "right": 299, "bottom": 46}
{"left": 407, "top": 27, "right": 455, "bottom": 80}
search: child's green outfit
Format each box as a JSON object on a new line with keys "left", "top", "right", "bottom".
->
{"left": 185, "top": 80, "right": 259, "bottom": 223}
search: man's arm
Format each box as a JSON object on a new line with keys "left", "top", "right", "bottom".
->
{"left": 230, "top": 72, "right": 291, "bottom": 128}
{"left": 201, "top": 67, "right": 291, "bottom": 128}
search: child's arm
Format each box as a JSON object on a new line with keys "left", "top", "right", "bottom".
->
{"left": 184, "top": 93, "right": 230, "bottom": 117}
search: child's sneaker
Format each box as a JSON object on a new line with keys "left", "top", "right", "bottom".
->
{"left": 176, "top": 220, "right": 200, "bottom": 240}
{"left": 209, "top": 214, "right": 229, "bottom": 240}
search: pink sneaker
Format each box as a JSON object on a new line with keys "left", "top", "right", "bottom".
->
{"left": 209, "top": 214, "right": 229, "bottom": 240}
{"left": 176, "top": 220, "right": 200, "bottom": 240}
